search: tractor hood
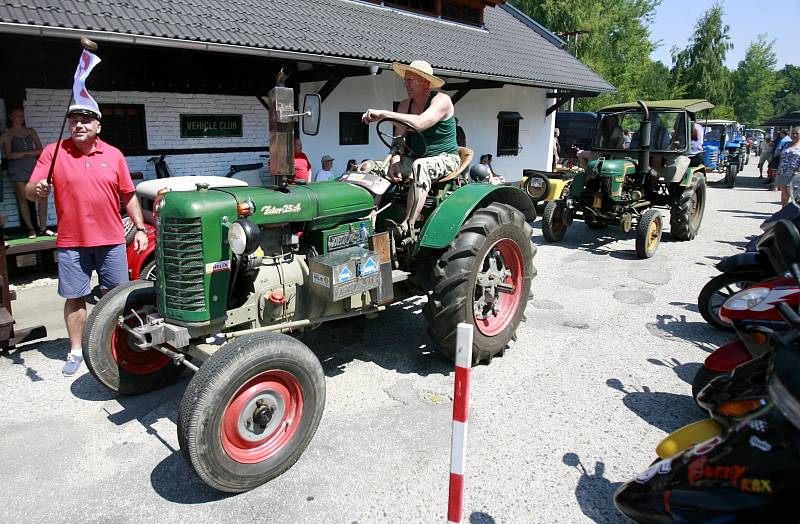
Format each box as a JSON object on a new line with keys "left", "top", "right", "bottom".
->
{"left": 159, "top": 182, "right": 374, "bottom": 228}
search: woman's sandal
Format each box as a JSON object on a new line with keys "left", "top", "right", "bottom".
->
{"left": 27, "top": 230, "right": 37, "bottom": 239}
{"left": 38, "top": 228, "right": 56, "bottom": 237}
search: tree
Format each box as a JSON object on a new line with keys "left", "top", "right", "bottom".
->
{"left": 732, "top": 36, "right": 780, "bottom": 125}
{"left": 670, "top": 2, "right": 733, "bottom": 117}
{"left": 771, "top": 65, "right": 800, "bottom": 120}
{"left": 510, "top": 0, "right": 661, "bottom": 111}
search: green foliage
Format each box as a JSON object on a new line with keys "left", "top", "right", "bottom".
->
{"left": 732, "top": 36, "right": 781, "bottom": 125}
{"left": 771, "top": 65, "right": 800, "bottom": 119}
{"left": 670, "top": 2, "right": 732, "bottom": 115}
{"left": 509, "top": 0, "right": 661, "bottom": 111}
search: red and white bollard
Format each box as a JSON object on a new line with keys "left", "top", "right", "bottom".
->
{"left": 448, "top": 323, "right": 473, "bottom": 524}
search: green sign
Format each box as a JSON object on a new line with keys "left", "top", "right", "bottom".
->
{"left": 180, "top": 114, "right": 243, "bottom": 138}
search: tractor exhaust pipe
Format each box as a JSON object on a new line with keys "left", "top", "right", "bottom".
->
{"left": 636, "top": 100, "right": 651, "bottom": 176}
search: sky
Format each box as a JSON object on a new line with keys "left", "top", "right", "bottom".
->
{"left": 649, "top": 0, "right": 798, "bottom": 70}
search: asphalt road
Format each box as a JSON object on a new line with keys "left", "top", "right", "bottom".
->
{"left": 0, "top": 157, "right": 779, "bottom": 523}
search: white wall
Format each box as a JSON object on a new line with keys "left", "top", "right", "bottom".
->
{"left": 3, "top": 78, "right": 554, "bottom": 229}
{"left": 3, "top": 89, "right": 269, "bottom": 228}
{"left": 299, "top": 74, "right": 554, "bottom": 182}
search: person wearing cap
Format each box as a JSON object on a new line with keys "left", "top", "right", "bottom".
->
{"left": 25, "top": 103, "right": 148, "bottom": 377}
{"left": 314, "top": 155, "right": 336, "bottom": 182}
{"left": 361, "top": 60, "right": 460, "bottom": 235}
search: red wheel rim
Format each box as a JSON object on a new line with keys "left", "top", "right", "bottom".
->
{"left": 473, "top": 238, "right": 525, "bottom": 336}
{"left": 110, "top": 306, "right": 172, "bottom": 374}
{"left": 221, "top": 370, "right": 304, "bottom": 464}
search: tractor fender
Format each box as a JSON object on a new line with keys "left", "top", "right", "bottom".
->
{"left": 126, "top": 228, "right": 156, "bottom": 279}
{"left": 415, "top": 184, "right": 536, "bottom": 253}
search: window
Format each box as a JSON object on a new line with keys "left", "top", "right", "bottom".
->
{"left": 99, "top": 104, "right": 147, "bottom": 154}
{"left": 385, "top": 0, "right": 436, "bottom": 15}
{"left": 362, "top": 0, "right": 485, "bottom": 27}
{"left": 497, "top": 111, "right": 523, "bottom": 156}
{"left": 339, "top": 112, "right": 369, "bottom": 145}
{"left": 441, "top": 1, "right": 482, "bottom": 26}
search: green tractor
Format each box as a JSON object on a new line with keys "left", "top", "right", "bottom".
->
{"left": 82, "top": 79, "right": 537, "bottom": 493}
{"left": 542, "top": 99, "right": 711, "bottom": 258}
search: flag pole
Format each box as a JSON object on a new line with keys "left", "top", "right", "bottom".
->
{"left": 45, "top": 37, "right": 98, "bottom": 186}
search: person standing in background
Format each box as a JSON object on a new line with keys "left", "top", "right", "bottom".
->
{"left": 314, "top": 155, "right": 336, "bottom": 181}
{"left": 758, "top": 139, "right": 774, "bottom": 179}
{"left": 292, "top": 137, "right": 312, "bottom": 184}
{"left": 1, "top": 108, "right": 51, "bottom": 238}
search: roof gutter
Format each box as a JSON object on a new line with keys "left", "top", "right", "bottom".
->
{"left": 0, "top": 22, "right": 613, "bottom": 94}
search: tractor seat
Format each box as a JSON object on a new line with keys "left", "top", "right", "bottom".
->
{"left": 435, "top": 147, "right": 474, "bottom": 187}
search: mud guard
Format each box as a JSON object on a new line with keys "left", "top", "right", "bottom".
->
{"left": 704, "top": 339, "right": 752, "bottom": 373}
{"left": 415, "top": 184, "right": 536, "bottom": 253}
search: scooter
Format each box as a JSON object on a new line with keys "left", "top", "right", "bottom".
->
{"left": 615, "top": 299, "right": 800, "bottom": 521}
{"left": 693, "top": 273, "right": 800, "bottom": 399}
{"left": 698, "top": 203, "right": 800, "bottom": 331}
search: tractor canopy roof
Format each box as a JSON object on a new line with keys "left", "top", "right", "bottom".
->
{"left": 598, "top": 99, "right": 714, "bottom": 114}
{"left": 702, "top": 119, "right": 740, "bottom": 126}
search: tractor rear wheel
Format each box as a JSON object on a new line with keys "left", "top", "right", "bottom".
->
{"left": 635, "top": 209, "right": 662, "bottom": 259}
{"left": 424, "top": 203, "right": 535, "bottom": 364}
{"left": 178, "top": 333, "right": 325, "bottom": 493}
{"left": 670, "top": 174, "right": 706, "bottom": 241}
{"left": 83, "top": 280, "right": 184, "bottom": 395}
{"left": 542, "top": 200, "right": 568, "bottom": 241}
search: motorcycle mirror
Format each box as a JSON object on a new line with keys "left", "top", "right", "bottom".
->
{"left": 302, "top": 93, "right": 321, "bottom": 136}
{"left": 773, "top": 219, "right": 800, "bottom": 274}
{"left": 789, "top": 173, "right": 800, "bottom": 209}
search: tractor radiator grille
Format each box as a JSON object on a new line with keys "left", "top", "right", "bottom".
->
{"left": 159, "top": 217, "right": 206, "bottom": 312}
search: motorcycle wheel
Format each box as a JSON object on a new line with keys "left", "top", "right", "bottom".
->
{"left": 697, "top": 271, "right": 763, "bottom": 331}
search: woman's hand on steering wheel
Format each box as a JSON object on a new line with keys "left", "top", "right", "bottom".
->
{"left": 376, "top": 117, "right": 427, "bottom": 160}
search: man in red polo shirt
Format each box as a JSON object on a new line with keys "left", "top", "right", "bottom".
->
{"left": 26, "top": 104, "right": 148, "bottom": 376}
{"left": 292, "top": 137, "right": 312, "bottom": 184}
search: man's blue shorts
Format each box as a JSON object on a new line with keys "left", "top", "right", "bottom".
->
{"left": 57, "top": 244, "right": 129, "bottom": 299}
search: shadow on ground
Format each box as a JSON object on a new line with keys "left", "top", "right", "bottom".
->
{"left": 607, "top": 378, "right": 702, "bottom": 433}
{"left": 0, "top": 337, "right": 68, "bottom": 382}
{"left": 645, "top": 313, "right": 729, "bottom": 353}
{"left": 647, "top": 357, "right": 701, "bottom": 386}
{"left": 150, "top": 450, "right": 234, "bottom": 504}
{"left": 563, "top": 452, "right": 625, "bottom": 523}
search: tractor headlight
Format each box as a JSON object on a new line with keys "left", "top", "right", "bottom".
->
{"left": 228, "top": 219, "right": 260, "bottom": 256}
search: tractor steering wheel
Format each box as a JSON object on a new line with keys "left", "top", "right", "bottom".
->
{"left": 376, "top": 117, "right": 428, "bottom": 159}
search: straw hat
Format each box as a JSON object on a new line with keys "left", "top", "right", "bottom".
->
{"left": 392, "top": 60, "right": 445, "bottom": 88}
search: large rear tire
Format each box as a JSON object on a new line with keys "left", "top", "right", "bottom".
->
{"left": 698, "top": 271, "right": 763, "bottom": 331}
{"left": 424, "top": 203, "right": 535, "bottom": 364}
{"left": 670, "top": 174, "right": 706, "bottom": 241}
{"left": 542, "top": 199, "right": 568, "bottom": 242}
{"left": 83, "top": 280, "right": 184, "bottom": 395}
{"left": 178, "top": 333, "right": 325, "bottom": 493}
{"left": 635, "top": 209, "right": 662, "bottom": 259}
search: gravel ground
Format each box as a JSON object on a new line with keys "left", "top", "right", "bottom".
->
{"left": 0, "top": 159, "right": 779, "bottom": 522}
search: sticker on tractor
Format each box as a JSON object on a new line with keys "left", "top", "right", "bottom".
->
{"left": 205, "top": 260, "right": 231, "bottom": 274}
{"left": 312, "top": 272, "right": 330, "bottom": 288}
{"left": 328, "top": 227, "right": 369, "bottom": 251}
{"left": 261, "top": 203, "right": 302, "bottom": 215}
{"left": 338, "top": 266, "right": 353, "bottom": 283}
{"left": 362, "top": 257, "right": 378, "bottom": 275}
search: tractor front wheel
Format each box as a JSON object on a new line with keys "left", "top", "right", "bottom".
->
{"left": 725, "top": 164, "right": 737, "bottom": 188}
{"left": 635, "top": 209, "right": 662, "bottom": 259}
{"left": 424, "top": 203, "right": 535, "bottom": 364}
{"left": 670, "top": 174, "right": 706, "bottom": 241}
{"left": 542, "top": 200, "right": 569, "bottom": 241}
{"left": 178, "top": 333, "right": 325, "bottom": 493}
{"left": 83, "top": 280, "right": 184, "bottom": 395}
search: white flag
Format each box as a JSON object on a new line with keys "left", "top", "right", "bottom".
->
{"left": 72, "top": 49, "right": 101, "bottom": 112}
